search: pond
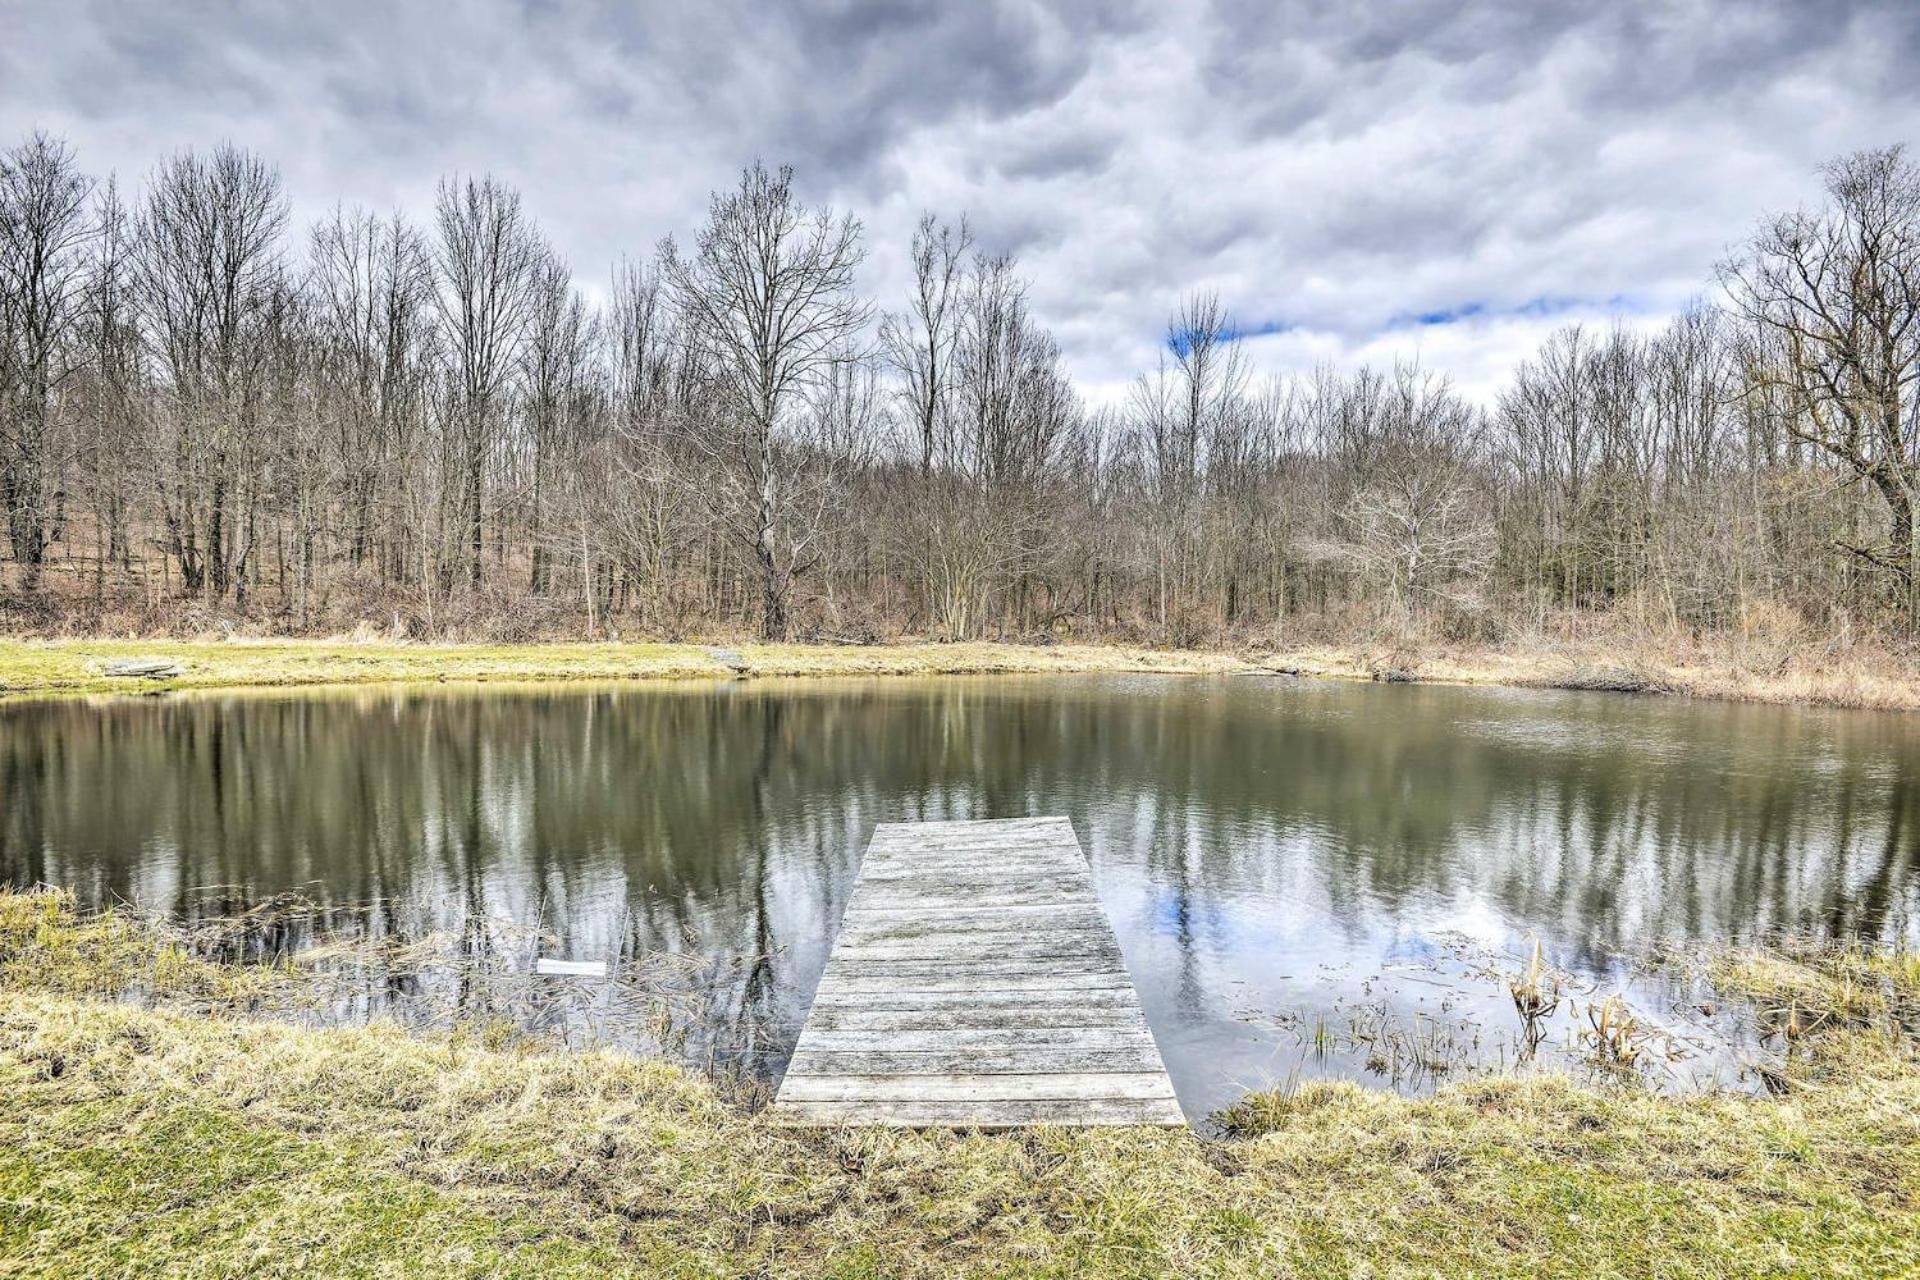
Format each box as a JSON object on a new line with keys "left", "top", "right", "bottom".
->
{"left": 4, "top": 674, "right": 1916, "bottom": 1121}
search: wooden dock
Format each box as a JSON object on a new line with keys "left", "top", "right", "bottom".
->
{"left": 773, "top": 816, "right": 1184, "bottom": 1128}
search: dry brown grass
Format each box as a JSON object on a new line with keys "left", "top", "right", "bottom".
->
{"left": 1248, "top": 631, "right": 1920, "bottom": 711}
{"left": 0, "top": 618, "right": 1915, "bottom": 711}
{"left": 0, "top": 637, "right": 1244, "bottom": 701}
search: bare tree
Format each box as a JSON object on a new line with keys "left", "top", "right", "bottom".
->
{"left": 663, "top": 162, "right": 870, "bottom": 639}
{"left": 882, "top": 213, "right": 971, "bottom": 474}
{"left": 1721, "top": 145, "right": 1920, "bottom": 624}
{"left": 593, "top": 256, "right": 699, "bottom": 631}
{"left": 310, "top": 207, "right": 435, "bottom": 583}
{"left": 521, "top": 251, "right": 596, "bottom": 595}
{"left": 73, "top": 178, "right": 143, "bottom": 597}
{"left": 0, "top": 132, "right": 94, "bottom": 587}
{"left": 902, "top": 252, "right": 1081, "bottom": 638}
{"left": 1336, "top": 366, "right": 1493, "bottom": 630}
{"left": 1499, "top": 325, "right": 1601, "bottom": 612}
{"left": 135, "top": 144, "right": 288, "bottom": 599}
{"left": 432, "top": 176, "right": 540, "bottom": 591}
{"left": 1129, "top": 292, "right": 1251, "bottom": 641}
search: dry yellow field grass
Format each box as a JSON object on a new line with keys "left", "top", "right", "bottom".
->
{"left": 1254, "top": 638, "right": 1920, "bottom": 712}
{"left": 2, "top": 632, "right": 1918, "bottom": 710}
{"left": 0, "top": 637, "right": 1244, "bottom": 700}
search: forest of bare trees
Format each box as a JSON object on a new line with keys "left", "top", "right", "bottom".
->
{"left": 2, "top": 134, "right": 1918, "bottom": 650}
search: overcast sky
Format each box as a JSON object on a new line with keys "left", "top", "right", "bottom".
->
{"left": 3, "top": 0, "right": 1917, "bottom": 402}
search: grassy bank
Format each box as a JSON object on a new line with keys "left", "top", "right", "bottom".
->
{"left": 1, "top": 632, "right": 1917, "bottom": 711}
{"left": 3, "top": 629, "right": 1920, "bottom": 710}
{"left": 1248, "top": 640, "right": 1920, "bottom": 712}
{"left": 0, "top": 637, "right": 1245, "bottom": 700}
{"left": 3, "top": 889, "right": 1917, "bottom": 1278}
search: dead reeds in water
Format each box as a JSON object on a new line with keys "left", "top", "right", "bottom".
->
{"left": 1583, "top": 994, "right": 1646, "bottom": 1070}
{"left": 1508, "top": 934, "right": 1561, "bottom": 1051}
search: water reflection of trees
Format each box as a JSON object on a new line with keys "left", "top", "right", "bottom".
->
{"left": 2, "top": 677, "right": 1916, "bottom": 1042}
{"left": 1038, "top": 681, "right": 1919, "bottom": 961}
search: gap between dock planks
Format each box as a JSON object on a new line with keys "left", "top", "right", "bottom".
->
{"left": 773, "top": 816, "right": 1184, "bottom": 1128}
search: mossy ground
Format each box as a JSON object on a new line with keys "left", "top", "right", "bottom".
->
{"left": 3, "top": 888, "right": 1917, "bottom": 1277}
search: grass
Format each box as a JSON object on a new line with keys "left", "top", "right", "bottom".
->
{"left": 1705, "top": 939, "right": 1920, "bottom": 1042}
{"left": 1253, "top": 639, "right": 1920, "bottom": 712}
{"left": 4, "top": 887, "right": 1918, "bottom": 1277}
{"left": 3, "top": 630, "right": 1917, "bottom": 711}
{"left": 0, "top": 637, "right": 1244, "bottom": 700}
{"left": 0, "top": 887, "right": 298, "bottom": 1004}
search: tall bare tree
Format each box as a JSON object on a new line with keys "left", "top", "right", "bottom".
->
{"left": 882, "top": 213, "right": 970, "bottom": 474}
{"left": 0, "top": 132, "right": 93, "bottom": 587}
{"left": 521, "top": 251, "right": 596, "bottom": 595}
{"left": 74, "top": 178, "right": 142, "bottom": 595}
{"left": 1722, "top": 145, "right": 1920, "bottom": 624}
{"left": 432, "top": 176, "right": 540, "bottom": 591}
{"left": 1129, "top": 292, "right": 1251, "bottom": 640}
{"left": 134, "top": 144, "right": 288, "bottom": 599}
{"left": 310, "top": 207, "right": 435, "bottom": 582}
{"left": 593, "top": 256, "right": 699, "bottom": 631}
{"left": 663, "top": 162, "right": 869, "bottom": 639}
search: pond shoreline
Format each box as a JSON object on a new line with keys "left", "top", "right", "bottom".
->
{"left": 3, "top": 888, "right": 1916, "bottom": 1277}
{"left": 2, "top": 634, "right": 1918, "bottom": 711}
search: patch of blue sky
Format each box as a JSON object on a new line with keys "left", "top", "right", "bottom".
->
{"left": 1166, "top": 317, "right": 1293, "bottom": 357}
{"left": 1394, "top": 294, "right": 1643, "bottom": 329}
{"left": 1159, "top": 295, "right": 1647, "bottom": 355}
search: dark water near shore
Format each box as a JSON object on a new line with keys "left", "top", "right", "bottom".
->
{"left": 4, "top": 675, "right": 1917, "bottom": 1119}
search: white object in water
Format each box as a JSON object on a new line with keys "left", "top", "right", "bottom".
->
{"left": 534, "top": 957, "right": 608, "bottom": 978}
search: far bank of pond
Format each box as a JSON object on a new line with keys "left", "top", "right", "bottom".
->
{"left": 1, "top": 635, "right": 1918, "bottom": 709}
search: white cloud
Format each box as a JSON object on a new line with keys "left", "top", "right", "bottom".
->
{"left": 1235, "top": 307, "right": 1675, "bottom": 408}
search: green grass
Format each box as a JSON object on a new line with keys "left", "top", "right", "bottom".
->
{"left": 2, "top": 1089, "right": 630, "bottom": 1278}
{"left": 0, "top": 638, "right": 1244, "bottom": 700}
{"left": 4, "top": 888, "right": 1918, "bottom": 1277}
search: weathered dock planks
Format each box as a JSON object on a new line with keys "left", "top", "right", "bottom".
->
{"left": 773, "top": 816, "right": 1183, "bottom": 1128}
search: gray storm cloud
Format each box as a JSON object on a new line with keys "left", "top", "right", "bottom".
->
{"left": 3, "top": 0, "right": 1917, "bottom": 400}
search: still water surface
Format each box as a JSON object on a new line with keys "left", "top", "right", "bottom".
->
{"left": 4, "top": 675, "right": 1916, "bottom": 1119}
